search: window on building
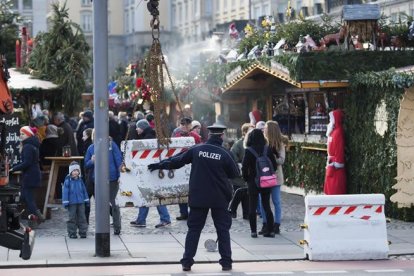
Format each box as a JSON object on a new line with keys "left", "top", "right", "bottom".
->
{"left": 194, "top": 0, "right": 198, "bottom": 15}
{"left": 10, "top": 0, "right": 18, "bottom": 9}
{"left": 254, "top": 6, "right": 260, "bottom": 20}
{"left": 81, "top": 0, "right": 91, "bottom": 6}
{"left": 224, "top": 0, "right": 227, "bottom": 11}
{"left": 205, "top": 0, "right": 212, "bottom": 16}
{"left": 81, "top": 12, "right": 93, "bottom": 33}
{"left": 125, "top": 11, "right": 130, "bottom": 33}
{"left": 23, "top": 0, "right": 32, "bottom": 10}
{"left": 185, "top": 4, "right": 188, "bottom": 22}
{"left": 215, "top": 0, "right": 220, "bottom": 11}
{"left": 263, "top": 4, "right": 269, "bottom": 15}
{"left": 172, "top": 5, "right": 176, "bottom": 27}
{"left": 296, "top": 0, "right": 302, "bottom": 11}
{"left": 131, "top": 9, "right": 135, "bottom": 32}
{"left": 178, "top": 3, "right": 182, "bottom": 25}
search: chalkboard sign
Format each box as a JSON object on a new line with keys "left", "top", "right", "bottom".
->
{"left": 0, "top": 113, "right": 21, "bottom": 165}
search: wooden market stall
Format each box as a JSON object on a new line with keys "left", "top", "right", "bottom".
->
{"left": 7, "top": 68, "right": 60, "bottom": 218}
{"left": 219, "top": 62, "right": 349, "bottom": 144}
{"left": 8, "top": 68, "right": 61, "bottom": 123}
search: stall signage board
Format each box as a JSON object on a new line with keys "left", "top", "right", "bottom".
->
{"left": 0, "top": 114, "right": 21, "bottom": 165}
{"left": 118, "top": 137, "right": 195, "bottom": 207}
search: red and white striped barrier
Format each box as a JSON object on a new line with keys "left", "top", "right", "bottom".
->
{"left": 131, "top": 147, "right": 187, "bottom": 160}
{"left": 301, "top": 194, "right": 389, "bottom": 260}
{"left": 118, "top": 137, "right": 195, "bottom": 207}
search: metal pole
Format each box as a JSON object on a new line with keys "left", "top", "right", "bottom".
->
{"left": 249, "top": 0, "right": 252, "bottom": 21}
{"left": 93, "top": 0, "right": 110, "bottom": 257}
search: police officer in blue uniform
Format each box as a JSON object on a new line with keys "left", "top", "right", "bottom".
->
{"left": 148, "top": 124, "right": 239, "bottom": 271}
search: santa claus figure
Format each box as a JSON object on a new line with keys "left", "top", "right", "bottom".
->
{"left": 229, "top": 23, "right": 239, "bottom": 40}
{"left": 324, "top": 109, "right": 346, "bottom": 195}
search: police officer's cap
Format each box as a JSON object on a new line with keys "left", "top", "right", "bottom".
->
{"left": 207, "top": 123, "right": 227, "bottom": 134}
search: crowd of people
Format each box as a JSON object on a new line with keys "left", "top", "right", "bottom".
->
{"left": 10, "top": 107, "right": 287, "bottom": 270}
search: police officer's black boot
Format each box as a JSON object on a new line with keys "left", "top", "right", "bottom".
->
{"left": 262, "top": 223, "right": 275, "bottom": 238}
{"left": 258, "top": 223, "right": 267, "bottom": 235}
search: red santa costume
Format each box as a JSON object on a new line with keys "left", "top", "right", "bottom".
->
{"left": 229, "top": 23, "right": 239, "bottom": 39}
{"left": 324, "top": 109, "right": 347, "bottom": 195}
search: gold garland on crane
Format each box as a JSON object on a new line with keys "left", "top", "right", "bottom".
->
{"left": 145, "top": 0, "right": 183, "bottom": 146}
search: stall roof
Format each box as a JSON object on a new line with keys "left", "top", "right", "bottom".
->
{"left": 8, "top": 68, "right": 59, "bottom": 91}
{"left": 222, "top": 63, "right": 348, "bottom": 93}
{"left": 342, "top": 4, "right": 381, "bottom": 21}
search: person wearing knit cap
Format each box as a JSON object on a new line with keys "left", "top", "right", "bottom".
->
{"left": 136, "top": 119, "right": 150, "bottom": 131}
{"left": 10, "top": 125, "right": 45, "bottom": 228}
{"left": 39, "top": 124, "right": 60, "bottom": 168}
{"left": 130, "top": 120, "right": 172, "bottom": 228}
{"left": 20, "top": 126, "right": 35, "bottom": 138}
{"left": 255, "top": 121, "right": 266, "bottom": 131}
{"left": 62, "top": 161, "right": 89, "bottom": 239}
{"left": 135, "top": 119, "right": 156, "bottom": 139}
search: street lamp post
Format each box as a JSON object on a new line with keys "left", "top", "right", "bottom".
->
{"left": 93, "top": 0, "right": 110, "bottom": 257}
{"left": 249, "top": 0, "right": 252, "bottom": 21}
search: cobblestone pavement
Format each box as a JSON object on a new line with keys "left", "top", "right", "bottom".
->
{"left": 32, "top": 192, "right": 414, "bottom": 239}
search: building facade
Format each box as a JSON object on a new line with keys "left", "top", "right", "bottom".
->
{"left": 7, "top": 0, "right": 49, "bottom": 36}
{"left": 19, "top": 0, "right": 414, "bottom": 76}
{"left": 123, "top": 0, "right": 173, "bottom": 65}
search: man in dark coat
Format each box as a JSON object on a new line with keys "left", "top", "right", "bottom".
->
{"left": 76, "top": 110, "right": 94, "bottom": 155}
{"left": 148, "top": 124, "right": 239, "bottom": 271}
{"left": 109, "top": 111, "right": 122, "bottom": 147}
{"left": 39, "top": 124, "right": 60, "bottom": 169}
{"left": 52, "top": 112, "right": 78, "bottom": 156}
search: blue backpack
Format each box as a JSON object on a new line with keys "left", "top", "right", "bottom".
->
{"left": 247, "top": 146, "right": 278, "bottom": 188}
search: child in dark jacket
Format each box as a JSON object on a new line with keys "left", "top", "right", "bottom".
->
{"left": 62, "top": 161, "right": 89, "bottom": 239}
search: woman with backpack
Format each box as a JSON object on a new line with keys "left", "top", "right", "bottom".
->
{"left": 258, "top": 120, "right": 288, "bottom": 235}
{"left": 242, "top": 129, "right": 277, "bottom": 238}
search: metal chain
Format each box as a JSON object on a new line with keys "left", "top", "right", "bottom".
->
{"left": 120, "top": 0, "right": 183, "bottom": 170}
{"left": 145, "top": 0, "right": 182, "bottom": 146}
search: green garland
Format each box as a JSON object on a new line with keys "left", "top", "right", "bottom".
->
{"left": 346, "top": 70, "right": 414, "bottom": 221}
{"left": 282, "top": 69, "right": 414, "bottom": 221}
{"left": 284, "top": 143, "right": 326, "bottom": 194}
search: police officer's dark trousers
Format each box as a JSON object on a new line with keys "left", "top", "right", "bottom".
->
{"left": 181, "top": 207, "right": 232, "bottom": 268}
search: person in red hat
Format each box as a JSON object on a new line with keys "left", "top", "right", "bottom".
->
{"left": 10, "top": 126, "right": 45, "bottom": 228}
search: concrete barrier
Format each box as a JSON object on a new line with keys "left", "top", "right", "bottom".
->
{"left": 300, "top": 194, "right": 389, "bottom": 260}
{"left": 118, "top": 137, "right": 194, "bottom": 207}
